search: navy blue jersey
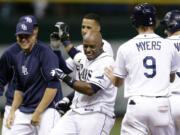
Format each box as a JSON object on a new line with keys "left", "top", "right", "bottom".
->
{"left": 14, "top": 40, "right": 62, "bottom": 113}
{"left": 53, "top": 51, "right": 72, "bottom": 74}
{"left": 0, "top": 43, "right": 21, "bottom": 105}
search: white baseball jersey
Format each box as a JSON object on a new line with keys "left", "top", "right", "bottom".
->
{"left": 76, "top": 39, "right": 114, "bottom": 57}
{"left": 66, "top": 52, "right": 117, "bottom": 118}
{"left": 168, "top": 35, "right": 180, "bottom": 93}
{"left": 167, "top": 35, "right": 180, "bottom": 135}
{"left": 114, "top": 33, "right": 180, "bottom": 97}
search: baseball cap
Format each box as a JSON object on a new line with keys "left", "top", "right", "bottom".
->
{"left": 18, "top": 15, "right": 38, "bottom": 26}
{"left": 15, "top": 21, "right": 34, "bottom": 35}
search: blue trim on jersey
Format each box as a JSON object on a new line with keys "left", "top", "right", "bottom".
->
{"left": 68, "top": 47, "right": 80, "bottom": 59}
{"left": 90, "top": 81, "right": 105, "bottom": 90}
{"left": 90, "top": 83, "right": 101, "bottom": 93}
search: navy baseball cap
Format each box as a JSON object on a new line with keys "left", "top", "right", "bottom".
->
{"left": 18, "top": 15, "right": 38, "bottom": 26}
{"left": 15, "top": 21, "right": 34, "bottom": 35}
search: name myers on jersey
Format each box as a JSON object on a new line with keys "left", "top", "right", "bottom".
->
{"left": 174, "top": 42, "right": 180, "bottom": 52}
{"left": 136, "top": 41, "right": 161, "bottom": 52}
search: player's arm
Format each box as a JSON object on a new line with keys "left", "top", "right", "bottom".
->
{"left": 50, "top": 32, "right": 73, "bottom": 74}
{"left": 104, "top": 66, "right": 124, "bottom": 87}
{"left": 31, "top": 88, "right": 57, "bottom": 126}
{"left": 55, "top": 91, "right": 74, "bottom": 115}
{"left": 170, "top": 73, "right": 175, "bottom": 83}
{"left": 51, "top": 69, "right": 100, "bottom": 96}
{"left": 55, "top": 22, "right": 80, "bottom": 59}
{"left": 6, "top": 90, "right": 23, "bottom": 129}
{"left": 0, "top": 52, "right": 11, "bottom": 96}
{"left": 31, "top": 47, "right": 60, "bottom": 126}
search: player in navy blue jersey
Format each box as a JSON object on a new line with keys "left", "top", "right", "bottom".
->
{"left": 0, "top": 15, "right": 38, "bottom": 135}
{"left": 4, "top": 19, "right": 64, "bottom": 135}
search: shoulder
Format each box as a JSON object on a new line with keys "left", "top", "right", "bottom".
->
{"left": 2, "top": 42, "right": 21, "bottom": 57}
{"left": 102, "top": 39, "right": 111, "bottom": 46}
{"left": 36, "top": 40, "right": 51, "bottom": 50}
{"left": 96, "top": 53, "right": 115, "bottom": 65}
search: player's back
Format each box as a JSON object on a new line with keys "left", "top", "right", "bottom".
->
{"left": 117, "top": 33, "right": 179, "bottom": 97}
{"left": 167, "top": 35, "right": 180, "bottom": 93}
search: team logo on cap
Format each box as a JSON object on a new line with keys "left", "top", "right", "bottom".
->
{"left": 21, "top": 24, "right": 27, "bottom": 31}
{"left": 24, "top": 17, "right": 32, "bottom": 23}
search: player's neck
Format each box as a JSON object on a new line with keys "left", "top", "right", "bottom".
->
{"left": 137, "top": 27, "right": 154, "bottom": 34}
{"left": 172, "top": 31, "right": 180, "bottom": 36}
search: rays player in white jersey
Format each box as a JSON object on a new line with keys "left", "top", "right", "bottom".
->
{"left": 51, "top": 13, "right": 114, "bottom": 115}
{"left": 105, "top": 3, "right": 180, "bottom": 135}
{"left": 79, "top": 13, "right": 113, "bottom": 57}
{"left": 50, "top": 29, "right": 117, "bottom": 135}
{"left": 161, "top": 10, "right": 180, "bottom": 135}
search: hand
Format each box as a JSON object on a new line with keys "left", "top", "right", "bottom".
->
{"left": 50, "top": 68, "right": 67, "bottom": 80}
{"left": 104, "top": 66, "right": 115, "bottom": 82}
{"left": 6, "top": 111, "right": 15, "bottom": 129}
{"left": 55, "top": 22, "right": 70, "bottom": 42}
{"left": 50, "top": 32, "right": 62, "bottom": 50}
{"left": 31, "top": 111, "right": 41, "bottom": 126}
{"left": 55, "top": 97, "right": 71, "bottom": 115}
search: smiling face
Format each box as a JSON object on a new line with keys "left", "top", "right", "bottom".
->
{"left": 16, "top": 30, "right": 37, "bottom": 54}
{"left": 81, "top": 18, "right": 100, "bottom": 37}
{"left": 83, "top": 31, "right": 103, "bottom": 61}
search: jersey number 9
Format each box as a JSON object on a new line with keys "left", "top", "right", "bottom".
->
{"left": 143, "top": 56, "right": 156, "bottom": 78}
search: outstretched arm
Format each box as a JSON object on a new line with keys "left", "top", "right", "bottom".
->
{"left": 104, "top": 66, "right": 124, "bottom": 87}
{"left": 6, "top": 90, "right": 23, "bottom": 129}
{"left": 51, "top": 69, "right": 101, "bottom": 96}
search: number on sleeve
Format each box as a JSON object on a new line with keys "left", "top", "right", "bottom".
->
{"left": 143, "top": 56, "right": 156, "bottom": 78}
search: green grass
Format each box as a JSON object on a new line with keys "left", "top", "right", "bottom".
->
{"left": 111, "top": 117, "right": 121, "bottom": 135}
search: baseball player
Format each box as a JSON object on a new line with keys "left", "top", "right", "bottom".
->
{"left": 53, "top": 13, "right": 114, "bottom": 115}
{"left": 5, "top": 20, "right": 61, "bottom": 135}
{"left": 161, "top": 10, "right": 180, "bottom": 135}
{"left": 50, "top": 27, "right": 117, "bottom": 135}
{"left": 0, "top": 15, "right": 38, "bottom": 135}
{"left": 104, "top": 3, "right": 180, "bottom": 135}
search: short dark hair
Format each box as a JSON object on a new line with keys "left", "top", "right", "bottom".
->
{"left": 83, "top": 13, "right": 101, "bottom": 25}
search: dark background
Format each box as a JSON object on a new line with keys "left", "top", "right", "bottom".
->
{"left": 0, "top": 2, "right": 180, "bottom": 44}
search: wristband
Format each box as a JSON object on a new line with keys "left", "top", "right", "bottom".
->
{"left": 63, "top": 41, "right": 72, "bottom": 47}
{"left": 63, "top": 75, "right": 76, "bottom": 88}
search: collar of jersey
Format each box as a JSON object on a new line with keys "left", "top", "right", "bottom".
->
{"left": 135, "top": 33, "right": 160, "bottom": 39}
{"left": 167, "top": 35, "right": 180, "bottom": 40}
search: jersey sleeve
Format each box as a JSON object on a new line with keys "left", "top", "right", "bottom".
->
{"left": 171, "top": 44, "right": 180, "bottom": 73}
{"left": 114, "top": 47, "right": 127, "bottom": 78}
{"left": 53, "top": 50, "right": 72, "bottom": 74}
{"left": 40, "top": 48, "right": 60, "bottom": 88}
{"left": 103, "top": 39, "right": 114, "bottom": 57}
{"left": 87, "top": 58, "right": 114, "bottom": 90}
{"left": 0, "top": 52, "right": 9, "bottom": 95}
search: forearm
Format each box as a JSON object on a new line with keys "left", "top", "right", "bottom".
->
{"left": 113, "top": 76, "right": 124, "bottom": 87}
{"left": 63, "top": 42, "right": 79, "bottom": 59}
{"left": 10, "top": 90, "right": 23, "bottom": 112}
{"left": 35, "top": 88, "right": 57, "bottom": 114}
{"left": 72, "top": 81, "right": 95, "bottom": 96}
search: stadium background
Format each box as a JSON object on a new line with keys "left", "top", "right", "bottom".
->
{"left": 0, "top": 0, "right": 180, "bottom": 134}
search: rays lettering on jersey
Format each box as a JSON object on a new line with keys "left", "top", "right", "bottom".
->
{"left": 174, "top": 43, "right": 180, "bottom": 52}
{"left": 22, "top": 65, "right": 28, "bottom": 75}
{"left": 78, "top": 64, "right": 92, "bottom": 81}
{"left": 136, "top": 41, "right": 161, "bottom": 52}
